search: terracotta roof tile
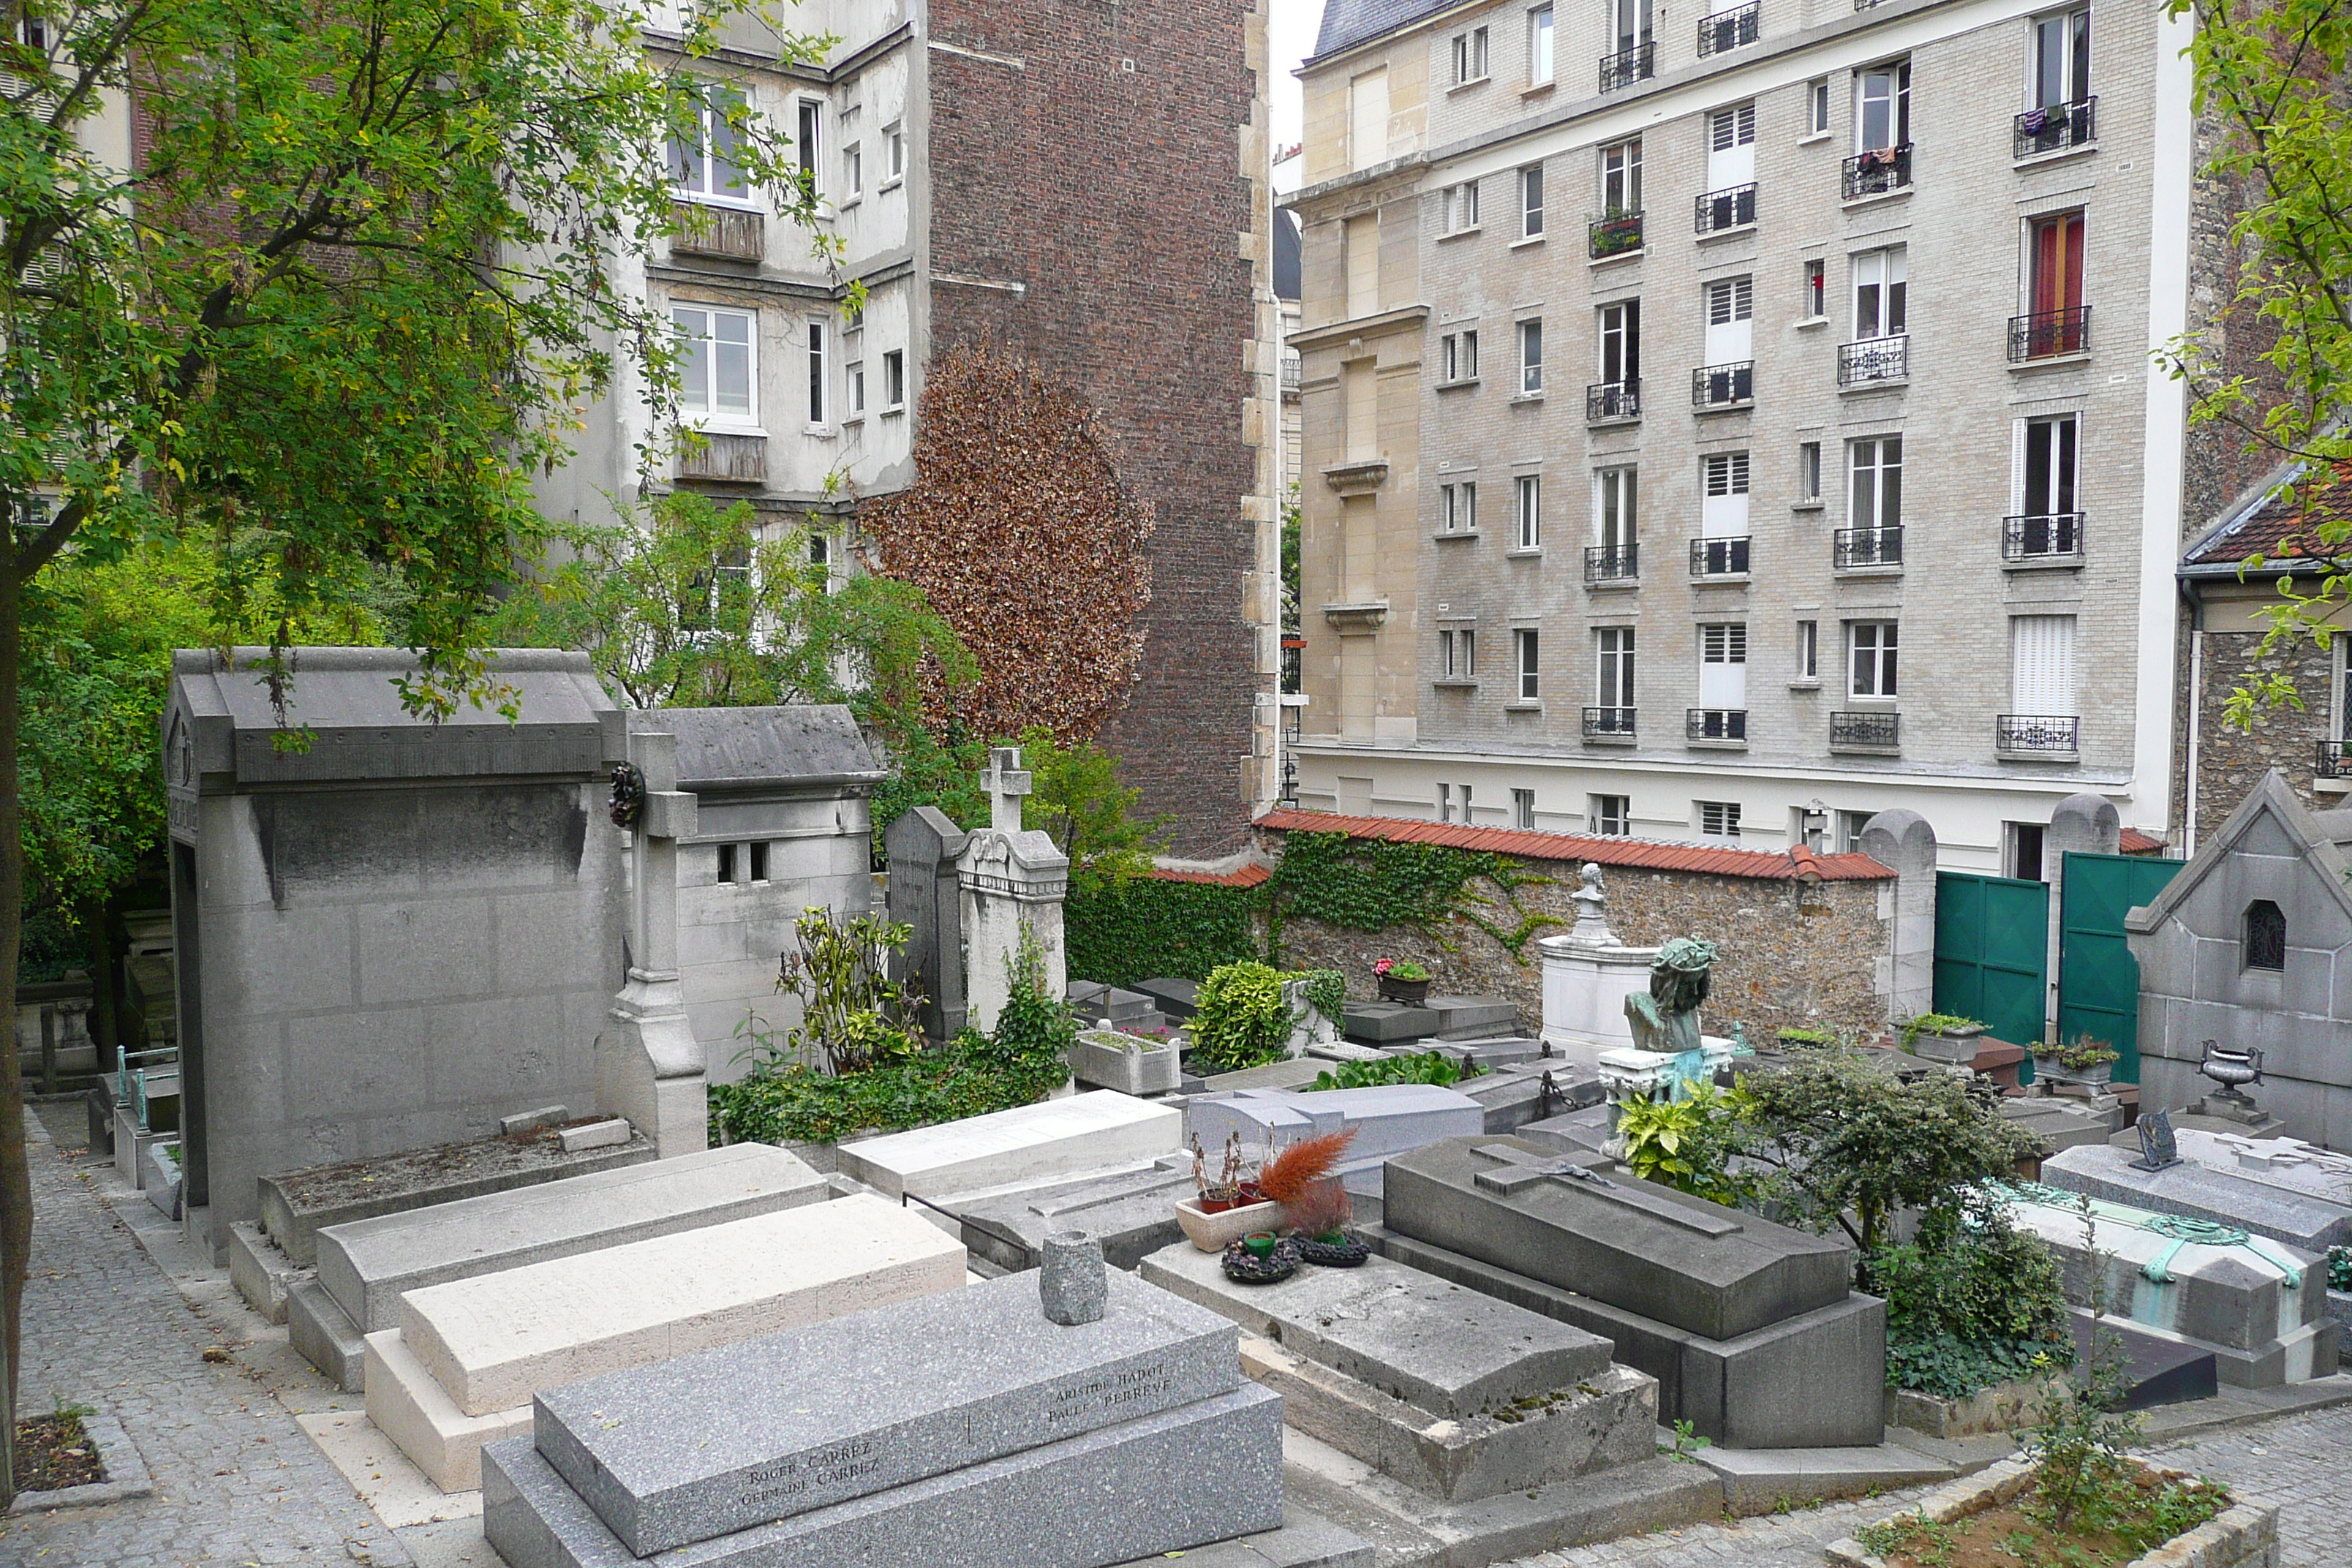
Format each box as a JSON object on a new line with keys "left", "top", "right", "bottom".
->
{"left": 2119, "top": 827, "right": 2168, "bottom": 855}
{"left": 2183, "top": 460, "right": 2352, "bottom": 568}
{"left": 1248, "top": 809, "right": 1894, "bottom": 881}
{"left": 1146, "top": 863, "right": 1273, "bottom": 888}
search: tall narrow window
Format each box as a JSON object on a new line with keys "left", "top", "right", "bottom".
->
{"left": 1597, "top": 627, "right": 1635, "bottom": 709}
{"left": 2019, "top": 415, "right": 2079, "bottom": 557}
{"left": 1596, "top": 466, "right": 1637, "bottom": 552}
{"left": 844, "top": 143, "right": 863, "bottom": 199}
{"left": 1520, "top": 164, "right": 1545, "bottom": 237}
{"left": 1436, "top": 782, "right": 1453, "bottom": 822}
{"left": 1529, "top": 4, "right": 1556, "bottom": 83}
{"left": 1796, "top": 619, "right": 1819, "bottom": 679}
{"left": 674, "top": 305, "right": 756, "bottom": 421}
{"left": 1444, "top": 181, "right": 1480, "bottom": 232}
{"left": 796, "top": 99, "right": 823, "bottom": 194}
{"left": 1698, "top": 623, "right": 1748, "bottom": 726}
{"left": 1703, "top": 276, "right": 1754, "bottom": 375}
{"left": 1809, "top": 77, "right": 1831, "bottom": 134}
{"left": 2010, "top": 614, "right": 2076, "bottom": 715}
{"left": 1612, "top": 0, "right": 1653, "bottom": 54}
{"left": 884, "top": 122, "right": 905, "bottom": 180}
{"left": 1453, "top": 26, "right": 1491, "bottom": 83}
{"left": 2244, "top": 900, "right": 2286, "bottom": 971}
{"left": 1858, "top": 61, "right": 1912, "bottom": 151}
{"left": 1512, "top": 789, "right": 1537, "bottom": 829}
{"left": 1798, "top": 440, "right": 1822, "bottom": 501}
{"left": 1853, "top": 249, "right": 1908, "bottom": 339}
{"left": 1516, "top": 629, "right": 1541, "bottom": 700}
{"left": 1439, "top": 632, "right": 1459, "bottom": 679}
{"left": 2024, "top": 211, "right": 2087, "bottom": 354}
{"left": 2033, "top": 7, "right": 2092, "bottom": 106}
{"left": 1460, "top": 628, "right": 1477, "bottom": 674}
{"left": 1803, "top": 258, "right": 1826, "bottom": 318}
{"left": 883, "top": 349, "right": 906, "bottom": 410}
{"left": 1598, "top": 300, "right": 1640, "bottom": 388}
{"left": 1516, "top": 475, "right": 1542, "bottom": 546}
{"left": 1519, "top": 319, "right": 1544, "bottom": 393}
{"left": 1850, "top": 436, "right": 1903, "bottom": 533}
{"left": 1599, "top": 139, "right": 1643, "bottom": 215}
{"left": 1850, "top": 621, "right": 1899, "bottom": 697}
{"left": 671, "top": 83, "right": 749, "bottom": 201}
{"left": 806, "top": 321, "right": 827, "bottom": 424}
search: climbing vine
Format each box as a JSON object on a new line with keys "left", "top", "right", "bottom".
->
{"left": 1065, "top": 878, "right": 1261, "bottom": 988}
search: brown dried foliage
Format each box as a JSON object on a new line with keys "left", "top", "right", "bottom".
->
{"left": 1256, "top": 1129, "right": 1357, "bottom": 1207}
{"left": 859, "top": 342, "right": 1153, "bottom": 742}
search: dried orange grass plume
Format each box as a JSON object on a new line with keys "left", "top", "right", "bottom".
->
{"left": 1256, "top": 1129, "right": 1357, "bottom": 1207}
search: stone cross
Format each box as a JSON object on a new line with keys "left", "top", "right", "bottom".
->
{"left": 987, "top": 746, "right": 1033, "bottom": 834}
{"left": 1467, "top": 1140, "right": 1742, "bottom": 1237}
{"left": 595, "top": 728, "right": 708, "bottom": 1159}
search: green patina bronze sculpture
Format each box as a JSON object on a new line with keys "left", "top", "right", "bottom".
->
{"left": 1624, "top": 935, "right": 1719, "bottom": 1060}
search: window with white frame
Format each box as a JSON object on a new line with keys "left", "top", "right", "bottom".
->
{"left": 1852, "top": 248, "right": 1907, "bottom": 339}
{"left": 882, "top": 349, "right": 906, "bottom": 410}
{"left": 848, "top": 358, "right": 866, "bottom": 415}
{"left": 673, "top": 305, "right": 755, "bottom": 423}
{"left": 1441, "top": 480, "right": 1477, "bottom": 531}
{"left": 2032, "top": 7, "right": 2091, "bottom": 107}
{"left": 805, "top": 321, "right": 828, "bottom": 426}
{"left": 1597, "top": 627, "right": 1635, "bottom": 707}
{"left": 796, "top": 99, "right": 823, "bottom": 195}
{"left": 1803, "top": 257, "right": 1826, "bottom": 318}
{"left": 1699, "top": 622, "right": 1748, "bottom": 714}
{"left": 671, "top": 83, "right": 750, "bottom": 203}
{"left": 1858, "top": 59, "right": 1912, "bottom": 151}
{"left": 1515, "top": 628, "right": 1541, "bottom": 700}
{"left": 1528, "top": 4, "right": 1555, "bottom": 83}
{"left": 1516, "top": 474, "right": 1542, "bottom": 547}
{"left": 1849, "top": 620, "right": 1899, "bottom": 697}
{"left": 1591, "top": 794, "right": 1631, "bottom": 835}
{"left": 1796, "top": 619, "right": 1818, "bottom": 679}
{"left": 1443, "top": 181, "right": 1480, "bottom": 233}
{"left": 1849, "top": 435, "right": 1902, "bottom": 534}
{"left": 1798, "top": 440, "right": 1822, "bottom": 501}
{"left": 1512, "top": 788, "right": 1536, "bottom": 829}
{"left": 1599, "top": 138, "right": 1642, "bottom": 214}
{"left": 1453, "top": 25, "right": 1490, "bottom": 83}
{"left": 1809, "top": 76, "right": 1831, "bottom": 135}
{"left": 1518, "top": 318, "right": 1543, "bottom": 392}
{"left": 1436, "top": 783, "right": 1454, "bottom": 822}
{"left": 1440, "top": 629, "right": 1478, "bottom": 677}
{"left": 1441, "top": 328, "right": 1478, "bottom": 381}
{"left": 1520, "top": 163, "right": 1545, "bottom": 237}
{"left": 1703, "top": 450, "right": 1750, "bottom": 498}
{"left": 883, "top": 122, "right": 905, "bottom": 181}
{"left": 1598, "top": 300, "right": 1639, "bottom": 387}
{"left": 1596, "top": 465, "right": 1637, "bottom": 551}
{"left": 844, "top": 142, "right": 863, "bottom": 200}
{"left": 1698, "top": 801, "right": 1742, "bottom": 839}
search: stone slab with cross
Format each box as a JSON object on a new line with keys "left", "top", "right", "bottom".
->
{"left": 956, "top": 746, "right": 1071, "bottom": 1032}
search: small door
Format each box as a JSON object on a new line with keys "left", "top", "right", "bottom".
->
{"left": 1699, "top": 624, "right": 1748, "bottom": 708}
{"left": 1706, "top": 104, "right": 1757, "bottom": 189}
{"left": 1701, "top": 451, "right": 1749, "bottom": 537}
{"left": 1703, "top": 276, "right": 1753, "bottom": 364}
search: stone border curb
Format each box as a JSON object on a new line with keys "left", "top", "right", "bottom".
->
{"left": 7, "top": 1414, "right": 156, "bottom": 1514}
{"left": 1823, "top": 1456, "right": 2280, "bottom": 1568}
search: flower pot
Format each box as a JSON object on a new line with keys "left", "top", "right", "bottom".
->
{"left": 1243, "top": 1232, "right": 1281, "bottom": 1258}
{"left": 1175, "top": 1196, "right": 1290, "bottom": 1252}
{"left": 2069, "top": 1060, "right": 2116, "bottom": 1085}
{"left": 1378, "top": 976, "right": 1431, "bottom": 1006}
{"left": 1198, "top": 1196, "right": 1236, "bottom": 1215}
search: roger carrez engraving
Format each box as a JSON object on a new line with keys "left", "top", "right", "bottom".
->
{"left": 738, "top": 1438, "right": 883, "bottom": 1509}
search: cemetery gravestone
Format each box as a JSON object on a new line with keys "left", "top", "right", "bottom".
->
{"left": 958, "top": 748, "right": 1071, "bottom": 1031}
{"left": 835, "top": 1090, "right": 1181, "bottom": 1201}
{"left": 885, "top": 805, "right": 970, "bottom": 1042}
{"left": 1183, "top": 1085, "right": 1485, "bottom": 1199}
{"left": 2039, "top": 1143, "right": 2352, "bottom": 1254}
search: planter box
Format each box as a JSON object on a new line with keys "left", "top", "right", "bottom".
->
{"left": 1378, "top": 976, "right": 1432, "bottom": 1006}
{"left": 1826, "top": 1456, "right": 2277, "bottom": 1568}
{"left": 2034, "top": 1055, "right": 2116, "bottom": 1085}
{"left": 1172, "top": 1196, "right": 1289, "bottom": 1253}
{"left": 1885, "top": 1375, "right": 2062, "bottom": 1439}
{"left": 1068, "top": 1028, "right": 1181, "bottom": 1096}
{"left": 1909, "top": 1025, "right": 1986, "bottom": 1065}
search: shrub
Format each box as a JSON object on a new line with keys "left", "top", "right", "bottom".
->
{"left": 1869, "top": 1194, "right": 2073, "bottom": 1398}
{"left": 1617, "top": 1084, "right": 1748, "bottom": 1205}
{"left": 1308, "top": 1052, "right": 1482, "bottom": 1091}
{"left": 1189, "top": 961, "right": 1297, "bottom": 1072}
{"left": 749, "top": 907, "right": 926, "bottom": 1076}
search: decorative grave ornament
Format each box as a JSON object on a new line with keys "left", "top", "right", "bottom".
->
{"left": 1624, "top": 935, "right": 1717, "bottom": 1058}
{"left": 2131, "top": 1109, "right": 2183, "bottom": 1174}
{"left": 1039, "top": 1229, "right": 1108, "bottom": 1325}
{"left": 1568, "top": 862, "right": 1616, "bottom": 943}
{"left": 607, "top": 760, "right": 645, "bottom": 829}
{"left": 2201, "top": 1040, "right": 2264, "bottom": 1098}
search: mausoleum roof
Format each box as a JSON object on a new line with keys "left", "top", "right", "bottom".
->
{"left": 641, "top": 706, "right": 883, "bottom": 793}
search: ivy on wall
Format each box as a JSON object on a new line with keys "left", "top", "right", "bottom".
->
{"left": 1066, "top": 878, "right": 1260, "bottom": 989}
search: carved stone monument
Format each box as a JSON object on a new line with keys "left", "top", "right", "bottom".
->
{"left": 595, "top": 729, "right": 709, "bottom": 1159}
{"left": 1535, "top": 865, "right": 1659, "bottom": 1049}
{"left": 956, "top": 747, "right": 1071, "bottom": 1031}
{"left": 886, "top": 805, "right": 970, "bottom": 1042}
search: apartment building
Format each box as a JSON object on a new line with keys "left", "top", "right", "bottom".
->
{"left": 539, "top": 0, "right": 1282, "bottom": 855}
{"left": 1285, "top": 0, "right": 2195, "bottom": 873}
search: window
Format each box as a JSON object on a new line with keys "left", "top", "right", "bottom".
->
{"left": 1698, "top": 801, "right": 1742, "bottom": 839}
{"left": 1858, "top": 60, "right": 1912, "bottom": 151}
{"left": 810, "top": 532, "right": 832, "bottom": 568}
{"left": 670, "top": 83, "right": 748, "bottom": 202}
{"left": 1509, "top": 789, "right": 1534, "bottom": 829}
{"left": 1809, "top": 76, "right": 1831, "bottom": 135}
{"left": 1591, "top": 794, "right": 1631, "bottom": 835}
{"left": 1796, "top": 619, "right": 1818, "bottom": 679}
{"left": 2007, "top": 822, "right": 2047, "bottom": 883}
{"left": 1708, "top": 102, "right": 1758, "bottom": 154}
{"left": 1705, "top": 275, "right": 1754, "bottom": 328}
{"left": 2020, "top": 415, "right": 2078, "bottom": 517}
{"left": 2244, "top": 900, "right": 2286, "bottom": 971}
{"left": 1515, "top": 629, "right": 1541, "bottom": 700}
{"left": 1458, "top": 784, "right": 1475, "bottom": 820}
{"left": 1798, "top": 440, "right": 1822, "bottom": 501}
{"left": 1441, "top": 480, "right": 1478, "bottom": 531}
{"left": 1699, "top": 623, "right": 1748, "bottom": 715}
{"left": 883, "top": 349, "right": 906, "bottom": 410}
{"left": 1436, "top": 782, "right": 1453, "bottom": 822}
{"left": 884, "top": 122, "right": 905, "bottom": 181}
{"left": 1520, "top": 164, "right": 1545, "bottom": 237}
{"left": 1803, "top": 258, "right": 1826, "bottom": 318}
{"left": 1440, "top": 632, "right": 1460, "bottom": 677}
{"left": 1599, "top": 139, "right": 1643, "bottom": 214}
{"left": 1453, "top": 26, "right": 1491, "bottom": 83}
{"left": 673, "top": 305, "right": 755, "bottom": 422}
{"left": 2010, "top": 614, "right": 2076, "bottom": 714}
{"left": 1596, "top": 466, "right": 1637, "bottom": 551}
{"left": 1850, "top": 436, "right": 1902, "bottom": 532}
{"left": 1441, "top": 627, "right": 1479, "bottom": 674}
{"left": 1597, "top": 627, "right": 1635, "bottom": 706}
{"left": 1529, "top": 4, "right": 1555, "bottom": 83}
{"left": 796, "top": 99, "right": 823, "bottom": 194}
{"left": 848, "top": 359, "right": 866, "bottom": 414}
{"left": 1441, "top": 329, "right": 1479, "bottom": 381}
{"left": 1852, "top": 249, "right": 1907, "bottom": 339}
{"left": 806, "top": 321, "right": 827, "bottom": 425}
{"left": 1703, "top": 450, "right": 1750, "bottom": 497}
{"left": 717, "top": 843, "right": 736, "bottom": 883}
{"left": 1836, "top": 810, "right": 1874, "bottom": 853}
{"left": 844, "top": 143, "right": 863, "bottom": 200}
{"left": 1850, "top": 621, "right": 1899, "bottom": 697}
{"left": 2027, "top": 211, "right": 2087, "bottom": 324}
{"left": 2032, "top": 7, "right": 2091, "bottom": 107}
{"left": 1518, "top": 318, "right": 1544, "bottom": 393}
{"left": 1443, "top": 181, "right": 1480, "bottom": 232}
{"left": 1460, "top": 627, "right": 1477, "bottom": 674}
{"left": 1598, "top": 301, "right": 1640, "bottom": 386}
{"left": 1349, "top": 67, "right": 1390, "bottom": 170}
{"left": 1516, "top": 475, "right": 1542, "bottom": 547}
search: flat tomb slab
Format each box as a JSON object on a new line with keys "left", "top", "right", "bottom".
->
{"left": 1341, "top": 1003, "right": 1441, "bottom": 1044}
{"left": 535, "top": 1267, "right": 1238, "bottom": 1556}
{"left": 1383, "top": 1136, "right": 1852, "bottom": 1342}
{"left": 1137, "top": 1239, "right": 1613, "bottom": 1419}
{"left": 2038, "top": 1144, "right": 2352, "bottom": 1254}
{"left": 1132, "top": 978, "right": 1199, "bottom": 1019}
{"left": 364, "top": 1327, "right": 536, "bottom": 1493}
{"left": 400, "top": 1194, "right": 966, "bottom": 1417}
{"left": 1186, "top": 1086, "right": 1484, "bottom": 1199}
{"left": 955, "top": 1161, "right": 1194, "bottom": 1273}
{"left": 834, "top": 1090, "right": 1182, "bottom": 1199}
{"left": 482, "top": 1385, "right": 1286, "bottom": 1568}
{"left": 2170, "top": 1128, "right": 2352, "bottom": 1205}
{"left": 319, "top": 1143, "right": 826, "bottom": 1331}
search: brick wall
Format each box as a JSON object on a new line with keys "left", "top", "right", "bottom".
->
{"left": 926, "top": 0, "right": 1265, "bottom": 856}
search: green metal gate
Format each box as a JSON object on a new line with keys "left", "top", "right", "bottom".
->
{"left": 2054, "top": 851, "right": 2183, "bottom": 1084}
{"left": 1934, "top": 871, "right": 2050, "bottom": 1049}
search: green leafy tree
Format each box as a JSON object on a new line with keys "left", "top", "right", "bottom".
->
{"left": 0, "top": 0, "right": 832, "bottom": 1500}
{"left": 1015, "top": 726, "right": 1170, "bottom": 894}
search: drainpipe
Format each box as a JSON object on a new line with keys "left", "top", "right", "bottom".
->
{"left": 2184, "top": 581, "right": 2204, "bottom": 858}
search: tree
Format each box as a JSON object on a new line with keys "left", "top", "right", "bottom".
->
{"left": 2161, "top": 0, "right": 2352, "bottom": 723}
{"left": 1015, "top": 726, "right": 1170, "bottom": 895}
{"left": 0, "top": 0, "right": 828, "bottom": 1501}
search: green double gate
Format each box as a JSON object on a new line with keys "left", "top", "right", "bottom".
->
{"left": 1933, "top": 872, "right": 2050, "bottom": 1051}
{"left": 2052, "top": 850, "right": 2184, "bottom": 1083}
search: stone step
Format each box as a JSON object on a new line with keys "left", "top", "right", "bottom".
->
{"left": 483, "top": 1384, "right": 1287, "bottom": 1568}
{"left": 317, "top": 1143, "right": 826, "bottom": 1334}
{"left": 535, "top": 1269, "right": 1238, "bottom": 1555}
{"left": 835, "top": 1090, "right": 1182, "bottom": 1200}
{"left": 1693, "top": 1441, "right": 1959, "bottom": 1515}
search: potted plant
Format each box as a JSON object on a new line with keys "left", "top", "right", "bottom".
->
{"left": 1374, "top": 957, "right": 1431, "bottom": 1006}
{"left": 2036, "top": 1035, "right": 2121, "bottom": 1085}
{"left": 1175, "top": 1134, "right": 1287, "bottom": 1250}
{"left": 1896, "top": 1011, "right": 1986, "bottom": 1065}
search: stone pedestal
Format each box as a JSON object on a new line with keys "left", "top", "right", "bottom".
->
{"left": 595, "top": 728, "right": 708, "bottom": 1159}
{"left": 1538, "top": 934, "right": 1658, "bottom": 1048}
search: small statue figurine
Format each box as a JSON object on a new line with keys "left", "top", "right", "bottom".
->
{"left": 1569, "top": 862, "right": 1615, "bottom": 943}
{"left": 1624, "top": 936, "right": 1719, "bottom": 1060}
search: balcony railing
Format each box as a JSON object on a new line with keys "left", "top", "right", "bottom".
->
{"left": 1837, "top": 335, "right": 1909, "bottom": 386}
{"left": 2010, "top": 305, "right": 2092, "bottom": 361}
{"left": 1585, "top": 543, "right": 1640, "bottom": 583}
{"left": 1998, "top": 715, "right": 2080, "bottom": 755}
{"left": 1697, "top": 0, "right": 1760, "bottom": 56}
{"left": 1583, "top": 706, "right": 1638, "bottom": 739}
{"left": 671, "top": 201, "right": 765, "bottom": 262}
{"left": 1692, "top": 361, "right": 1754, "bottom": 409}
{"left": 2003, "top": 512, "right": 2085, "bottom": 562}
{"left": 1834, "top": 525, "right": 1904, "bottom": 569}
{"left": 1695, "top": 183, "right": 1757, "bottom": 234}
{"left": 1589, "top": 210, "right": 1645, "bottom": 258}
{"left": 2318, "top": 740, "right": 2352, "bottom": 779}
{"left": 1599, "top": 41, "right": 1656, "bottom": 92}
{"left": 1831, "top": 710, "right": 1901, "bottom": 750}
{"left": 1842, "top": 144, "right": 1912, "bottom": 200}
{"left": 1587, "top": 379, "right": 1641, "bottom": 423}
{"left": 2016, "top": 97, "right": 2097, "bottom": 159}
{"left": 676, "top": 429, "right": 768, "bottom": 483}
{"left": 1691, "top": 536, "right": 1752, "bottom": 577}
{"left": 1280, "top": 358, "right": 1302, "bottom": 391}
{"left": 1689, "top": 708, "right": 1748, "bottom": 742}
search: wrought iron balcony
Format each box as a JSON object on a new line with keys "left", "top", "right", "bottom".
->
{"left": 1695, "top": 183, "right": 1757, "bottom": 234}
{"left": 1583, "top": 706, "right": 1638, "bottom": 739}
{"left": 1697, "top": 0, "right": 1760, "bottom": 56}
{"left": 1584, "top": 543, "right": 1640, "bottom": 583}
{"left": 1997, "top": 715, "right": 2080, "bottom": 755}
{"left": 1586, "top": 379, "right": 1641, "bottom": 423}
{"left": 1831, "top": 710, "right": 1901, "bottom": 750}
{"left": 1599, "top": 41, "right": 1656, "bottom": 93}
{"left": 1688, "top": 708, "right": 1748, "bottom": 742}
{"left": 1588, "top": 210, "right": 1645, "bottom": 258}
{"left": 1834, "top": 525, "right": 1904, "bottom": 569}
{"left": 2003, "top": 512, "right": 2085, "bottom": 563}
{"left": 1280, "top": 358, "right": 1302, "bottom": 391}
{"left": 2015, "top": 97, "right": 2096, "bottom": 159}
{"left": 2318, "top": 740, "right": 2352, "bottom": 779}
{"left": 1692, "top": 361, "right": 1754, "bottom": 409}
{"left": 2010, "top": 305, "right": 2092, "bottom": 361}
{"left": 1837, "top": 335, "right": 1908, "bottom": 386}
{"left": 1842, "top": 144, "right": 1912, "bottom": 200}
{"left": 1690, "top": 536, "right": 1751, "bottom": 577}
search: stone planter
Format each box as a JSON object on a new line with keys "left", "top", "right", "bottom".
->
{"left": 1378, "top": 975, "right": 1431, "bottom": 1006}
{"left": 1825, "top": 1456, "right": 2277, "bottom": 1568}
{"left": 1173, "top": 1196, "right": 1289, "bottom": 1252}
{"left": 1907, "top": 1024, "right": 1986, "bottom": 1065}
{"left": 1068, "top": 1028, "right": 1181, "bottom": 1096}
{"left": 1885, "top": 1374, "right": 2063, "bottom": 1439}
{"left": 2035, "top": 1053, "right": 2115, "bottom": 1085}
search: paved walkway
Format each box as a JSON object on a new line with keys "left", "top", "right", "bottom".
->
{"left": 4, "top": 1107, "right": 411, "bottom": 1568}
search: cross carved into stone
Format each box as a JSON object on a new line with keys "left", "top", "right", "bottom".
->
{"left": 987, "top": 746, "right": 1033, "bottom": 835}
{"left": 1468, "top": 1140, "right": 1743, "bottom": 1237}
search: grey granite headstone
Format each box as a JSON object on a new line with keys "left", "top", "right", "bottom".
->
{"left": 2038, "top": 1143, "right": 2352, "bottom": 1254}
{"left": 1131, "top": 978, "right": 1199, "bottom": 1019}
{"left": 1040, "top": 1230, "right": 1107, "bottom": 1325}
{"left": 885, "top": 805, "right": 969, "bottom": 1041}
{"left": 954, "top": 1161, "right": 1196, "bottom": 1274}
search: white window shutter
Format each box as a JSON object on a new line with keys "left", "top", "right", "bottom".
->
{"left": 2010, "top": 418, "right": 2028, "bottom": 515}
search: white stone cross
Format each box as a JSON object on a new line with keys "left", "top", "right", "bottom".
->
{"left": 987, "top": 746, "right": 1033, "bottom": 835}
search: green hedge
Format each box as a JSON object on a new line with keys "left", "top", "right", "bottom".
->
{"left": 1065, "top": 878, "right": 1262, "bottom": 988}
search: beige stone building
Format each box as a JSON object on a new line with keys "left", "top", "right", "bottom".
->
{"left": 1286, "top": 0, "right": 2194, "bottom": 873}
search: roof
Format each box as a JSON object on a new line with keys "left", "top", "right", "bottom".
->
{"left": 2119, "top": 827, "right": 2168, "bottom": 855}
{"left": 1313, "top": 0, "right": 1457, "bottom": 61}
{"left": 2181, "top": 459, "right": 2352, "bottom": 574}
{"left": 1251, "top": 809, "right": 1894, "bottom": 881}
{"left": 2126, "top": 770, "right": 2352, "bottom": 935}
{"left": 642, "top": 706, "right": 883, "bottom": 793}
{"left": 1274, "top": 208, "right": 1302, "bottom": 303}
{"left": 1147, "top": 863, "right": 1274, "bottom": 889}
